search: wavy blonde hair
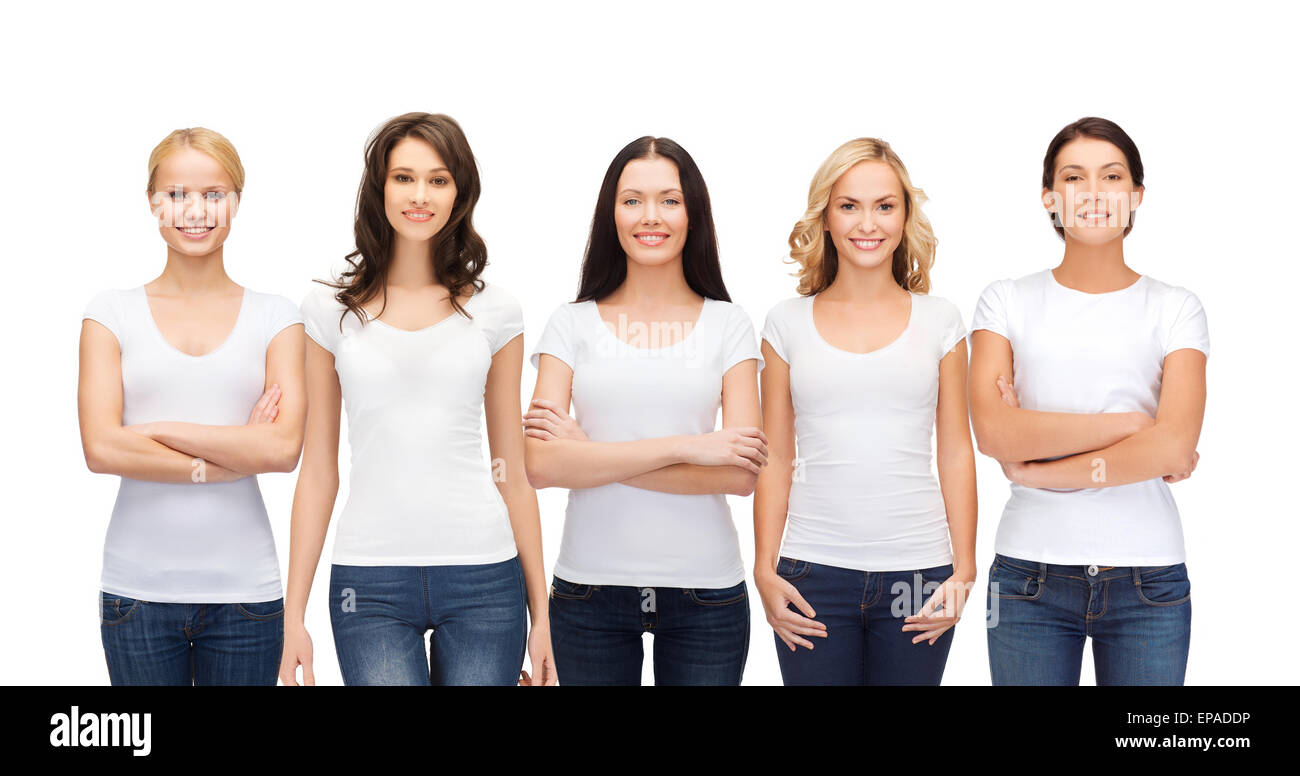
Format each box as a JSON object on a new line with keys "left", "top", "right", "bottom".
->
{"left": 146, "top": 127, "right": 246, "bottom": 194}
{"left": 787, "top": 138, "right": 936, "bottom": 295}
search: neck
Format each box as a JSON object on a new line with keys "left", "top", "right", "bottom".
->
{"left": 388, "top": 232, "right": 437, "bottom": 288}
{"left": 154, "top": 246, "right": 234, "bottom": 294}
{"left": 820, "top": 257, "right": 906, "bottom": 303}
{"left": 1055, "top": 236, "right": 1138, "bottom": 293}
{"left": 610, "top": 255, "right": 697, "bottom": 306}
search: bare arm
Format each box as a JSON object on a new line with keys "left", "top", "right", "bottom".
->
{"left": 282, "top": 336, "right": 342, "bottom": 645}
{"left": 523, "top": 354, "right": 764, "bottom": 490}
{"left": 619, "top": 358, "right": 764, "bottom": 496}
{"left": 483, "top": 334, "right": 554, "bottom": 684}
{"left": 935, "top": 340, "right": 977, "bottom": 580}
{"left": 752, "top": 340, "right": 795, "bottom": 578}
{"left": 78, "top": 319, "right": 242, "bottom": 483}
{"left": 1009, "top": 348, "right": 1207, "bottom": 489}
{"left": 969, "top": 330, "right": 1153, "bottom": 461}
{"left": 134, "top": 324, "right": 307, "bottom": 474}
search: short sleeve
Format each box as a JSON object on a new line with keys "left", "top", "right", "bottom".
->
{"left": 970, "top": 279, "right": 1011, "bottom": 340}
{"left": 1162, "top": 288, "right": 1210, "bottom": 359}
{"left": 475, "top": 283, "right": 525, "bottom": 355}
{"left": 934, "top": 296, "right": 968, "bottom": 358}
{"left": 530, "top": 303, "right": 578, "bottom": 370}
{"left": 264, "top": 293, "right": 304, "bottom": 348}
{"left": 82, "top": 289, "right": 123, "bottom": 345}
{"left": 759, "top": 300, "right": 791, "bottom": 368}
{"left": 300, "top": 285, "right": 342, "bottom": 354}
{"left": 721, "top": 303, "right": 763, "bottom": 374}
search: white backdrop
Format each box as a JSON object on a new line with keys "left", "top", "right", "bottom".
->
{"left": 2, "top": 0, "right": 1295, "bottom": 685}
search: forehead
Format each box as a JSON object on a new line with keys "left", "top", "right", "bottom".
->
{"left": 832, "top": 161, "right": 902, "bottom": 197}
{"left": 153, "top": 146, "right": 233, "bottom": 188}
{"left": 617, "top": 156, "right": 682, "bottom": 190}
{"left": 388, "top": 136, "right": 448, "bottom": 169}
{"left": 1054, "top": 136, "right": 1128, "bottom": 170}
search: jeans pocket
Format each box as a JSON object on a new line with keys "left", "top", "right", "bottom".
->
{"left": 235, "top": 598, "right": 285, "bottom": 620}
{"left": 550, "top": 576, "right": 595, "bottom": 601}
{"left": 989, "top": 559, "right": 1044, "bottom": 601}
{"left": 685, "top": 581, "right": 748, "bottom": 607}
{"left": 775, "top": 556, "right": 812, "bottom": 582}
{"left": 1134, "top": 564, "right": 1191, "bottom": 607}
{"left": 100, "top": 592, "right": 141, "bottom": 626}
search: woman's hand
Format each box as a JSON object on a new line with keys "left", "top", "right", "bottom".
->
{"left": 523, "top": 398, "right": 588, "bottom": 442}
{"left": 278, "top": 621, "right": 315, "bottom": 686}
{"left": 755, "top": 568, "right": 827, "bottom": 651}
{"left": 903, "top": 572, "right": 976, "bottom": 645}
{"left": 678, "top": 428, "right": 769, "bottom": 474}
{"left": 248, "top": 384, "right": 281, "bottom": 424}
{"left": 518, "top": 620, "right": 558, "bottom": 686}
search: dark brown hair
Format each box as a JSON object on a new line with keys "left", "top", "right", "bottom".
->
{"left": 317, "top": 112, "right": 487, "bottom": 326}
{"left": 1042, "top": 116, "right": 1145, "bottom": 240}
{"left": 575, "top": 136, "right": 731, "bottom": 303}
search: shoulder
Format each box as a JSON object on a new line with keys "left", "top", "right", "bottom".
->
{"left": 711, "top": 298, "right": 757, "bottom": 327}
{"left": 467, "top": 280, "right": 519, "bottom": 312}
{"left": 915, "top": 292, "right": 961, "bottom": 315}
{"left": 1140, "top": 274, "right": 1200, "bottom": 304}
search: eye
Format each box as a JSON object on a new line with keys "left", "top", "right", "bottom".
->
{"left": 433, "top": 176, "right": 450, "bottom": 185}
{"left": 623, "top": 198, "right": 641, "bottom": 206}
{"left": 204, "top": 191, "right": 225, "bottom": 201}
{"left": 1064, "top": 174, "right": 1082, "bottom": 182}
{"left": 168, "top": 190, "right": 185, "bottom": 200}
{"left": 878, "top": 203, "right": 895, "bottom": 212}
{"left": 1104, "top": 173, "right": 1122, "bottom": 180}
{"left": 839, "top": 203, "right": 856, "bottom": 211}
{"left": 395, "top": 174, "right": 413, "bottom": 183}
{"left": 663, "top": 197, "right": 681, "bottom": 206}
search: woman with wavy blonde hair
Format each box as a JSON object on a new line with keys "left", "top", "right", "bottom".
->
{"left": 752, "top": 137, "right": 978, "bottom": 685}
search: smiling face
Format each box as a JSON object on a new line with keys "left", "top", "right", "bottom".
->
{"left": 823, "top": 160, "right": 906, "bottom": 274}
{"left": 613, "top": 156, "right": 689, "bottom": 267}
{"left": 1044, "top": 136, "right": 1144, "bottom": 244}
{"left": 385, "top": 136, "right": 457, "bottom": 243}
{"left": 148, "top": 146, "right": 239, "bottom": 256}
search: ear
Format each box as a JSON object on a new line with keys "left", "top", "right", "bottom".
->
{"left": 1131, "top": 185, "right": 1144, "bottom": 212}
{"left": 1041, "top": 186, "right": 1058, "bottom": 215}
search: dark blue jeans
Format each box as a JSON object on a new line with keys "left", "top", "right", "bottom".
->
{"left": 99, "top": 591, "right": 284, "bottom": 685}
{"left": 328, "top": 557, "right": 527, "bottom": 686}
{"left": 985, "top": 553, "right": 1191, "bottom": 685}
{"left": 773, "top": 557, "right": 956, "bottom": 686}
{"left": 548, "top": 576, "right": 750, "bottom": 685}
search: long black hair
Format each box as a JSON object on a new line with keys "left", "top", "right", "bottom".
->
{"left": 575, "top": 136, "right": 730, "bottom": 303}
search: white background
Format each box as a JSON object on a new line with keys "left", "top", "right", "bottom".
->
{"left": 2, "top": 0, "right": 1295, "bottom": 685}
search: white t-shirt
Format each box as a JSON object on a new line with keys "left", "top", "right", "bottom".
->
{"left": 761, "top": 292, "right": 965, "bottom": 572}
{"left": 300, "top": 281, "right": 523, "bottom": 566}
{"left": 82, "top": 286, "right": 302, "bottom": 603}
{"left": 971, "top": 269, "right": 1210, "bottom": 565}
{"left": 529, "top": 298, "right": 763, "bottom": 588}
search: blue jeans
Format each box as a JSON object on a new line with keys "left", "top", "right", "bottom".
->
{"left": 328, "top": 557, "right": 527, "bottom": 686}
{"left": 985, "top": 553, "right": 1191, "bottom": 685}
{"left": 99, "top": 591, "right": 284, "bottom": 685}
{"left": 772, "top": 557, "right": 956, "bottom": 686}
{"left": 548, "top": 576, "right": 750, "bottom": 685}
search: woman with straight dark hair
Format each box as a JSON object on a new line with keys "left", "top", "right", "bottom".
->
{"left": 970, "top": 117, "right": 1208, "bottom": 685}
{"left": 282, "top": 112, "right": 555, "bottom": 686}
{"left": 524, "top": 136, "right": 766, "bottom": 685}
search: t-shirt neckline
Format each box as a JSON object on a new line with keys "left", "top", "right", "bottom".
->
{"left": 1047, "top": 268, "right": 1147, "bottom": 296}
{"left": 140, "top": 285, "right": 249, "bottom": 359}
{"left": 589, "top": 297, "right": 711, "bottom": 352}
{"left": 806, "top": 291, "right": 916, "bottom": 358}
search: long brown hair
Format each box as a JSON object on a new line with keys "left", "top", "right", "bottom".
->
{"left": 319, "top": 112, "right": 487, "bottom": 326}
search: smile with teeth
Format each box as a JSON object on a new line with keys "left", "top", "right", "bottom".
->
{"left": 177, "top": 225, "right": 214, "bottom": 235}
{"left": 850, "top": 237, "right": 884, "bottom": 250}
{"left": 403, "top": 210, "right": 434, "bottom": 222}
{"left": 635, "top": 232, "right": 669, "bottom": 246}
{"left": 1079, "top": 211, "right": 1112, "bottom": 222}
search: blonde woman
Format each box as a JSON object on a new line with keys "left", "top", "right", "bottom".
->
{"left": 753, "top": 138, "right": 977, "bottom": 685}
{"left": 78, "top": 128, "right": 306, "bottom": 685}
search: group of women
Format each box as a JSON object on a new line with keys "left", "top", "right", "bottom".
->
{"left": 77, "top": 113, "right": 1208, "bottom": 686}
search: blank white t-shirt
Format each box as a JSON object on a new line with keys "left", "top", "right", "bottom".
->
{"left": 530, "top": 298, "right": 763, "bottom": 588}
{"left": 82, "top": 286, "right": 302, "bottom": 603}
{"left": 971, "top": 269, "right": 1210, "bottom": 565}
{"left": 300, "top": 281, "right": 523, "bottom": 566}
{"left": 762, "top": 292, "right": 965, "bottom": 572}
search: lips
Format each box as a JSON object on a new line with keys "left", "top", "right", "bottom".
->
{"left": 634, "top": 232, "right": 668, "bottom": 246}
{"left": 176, "top": 225, "right": 215, "bottom": 240}
{"left": 403, "top": 210, "right": 435, "bottom": 222}
{"left": 849, "top": 237, "right": 884, "bottom": 251}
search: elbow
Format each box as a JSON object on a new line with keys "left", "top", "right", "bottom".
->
{"left": 523, "top": 454, "right": 552, "bottom": 491}
{"left": 269, "top": 435, "right": 305, "bottom": 473}
{"left": 84, "top": 444, "right": 108, "bottom": 475}
{"left": 972, "top": 426, "right": 1008, "bottom": 461}
{"left": 731, "top": 470, "right": 758, "bottom": 497}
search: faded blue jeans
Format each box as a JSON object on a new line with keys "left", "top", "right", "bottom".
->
{"left": 99, "top": 591, "right": 284, "bottom": 685}
{"left": 328, "top": 557, "right": 527, "bottom": 686}
{"left": 986, "top": 553, "right": 1191, "bottom": 685}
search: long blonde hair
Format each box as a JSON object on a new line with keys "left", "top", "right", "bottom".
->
{"left": 146, "top": 127, "right": 246, "bottom": 194}
{"left": 787, "top": 138, "right": 936, "bottom": 295}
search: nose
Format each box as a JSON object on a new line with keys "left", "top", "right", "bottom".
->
{"left": 641, "top": 201, "right": 661, "bottom": 225}
{"left": 412, "top": 180, "right": 430, "bottom": 207}
{"left": 184, "top": 192, "right": 208, "bottom": 225}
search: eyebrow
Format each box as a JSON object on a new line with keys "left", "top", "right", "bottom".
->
{"left": 618, "top": 188, "right": 685, "bottom": 196}
{"left": 162, "top": 184, "right": 229, "bottom": 190}
{"left": 835, "top": 194, "right": 899, "bottom": 205}
{"left": 1058, "top": 162, "right": 1128, "bottom": 172}
{"left": 390, "top": 166, "right": 451, "bottom": 174}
